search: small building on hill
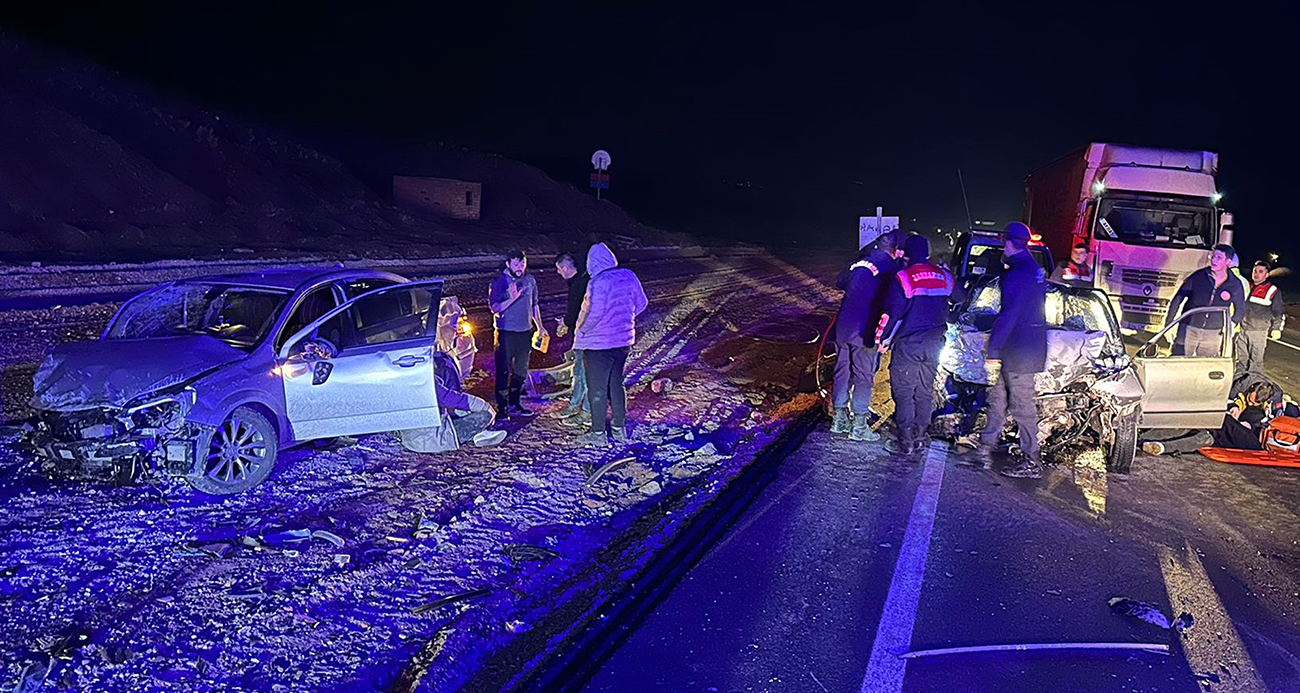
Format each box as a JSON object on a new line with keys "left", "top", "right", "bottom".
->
{"left": 393, "top": 176, "right": 481, "bottom": 221}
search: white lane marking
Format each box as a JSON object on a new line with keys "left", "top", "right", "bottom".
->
{"left": 860, "top": 443, "right": 947, "bottom": 693}
{"left": 1268, "top": 338, "right": 1300, "bottom": 353}
{"left": 1159, "top": 542, "right": 1269, "bottom": 692}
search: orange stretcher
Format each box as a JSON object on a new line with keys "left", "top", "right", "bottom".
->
{"left": 1199, "top": 416, "right": 1300, "bottom": 468}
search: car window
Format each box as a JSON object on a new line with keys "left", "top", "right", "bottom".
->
{"left": 344, "top": 278, "right": 399, "bottom": 299}
{"left": 962, "top": 278, "right": 1120, "bottom": 342}
{"left": 291, "top": 283, "right": 443, "bottom": 355}
{"left": 276, "top": 286, "right": 340, "bottom": 352}
{"left": 107, "top": 282, "right": 290, "bottom": 351}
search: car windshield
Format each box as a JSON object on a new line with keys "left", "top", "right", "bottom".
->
{"left": 963, "top": 277, "right": 1121, "bottom": 346}
{"left": 1093, "top": 194, "right": 1214, "bottom": 248}
{"left": 961, "top": 241, "right": 1052, "bottom": 278}
{"left": 106, "top": 282, "right": 291, "bottom": 351}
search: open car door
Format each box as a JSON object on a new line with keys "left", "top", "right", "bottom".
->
{"left": 1135, "top": 306, "right": 1233, "bottom": 429}
{"left": 277, "top": 280, "right": 445, "bottom": 442}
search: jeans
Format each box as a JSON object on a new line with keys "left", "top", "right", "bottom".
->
{"left": 495, "top": 329, "right": 532, "bottom": 410}
{"left": 1175, "top": 325, "right": 1224, "bottom": 357}
{"left": 569, "top": 348, "right": 589, "bottom": 410}
{"left": 832, "top": 339, "right": 877, "bottom": 414}
{"left": 889, "top": 333, "right": 943, "bottom": 443}
{"left": 981, "top": 370, "right": 1041, "bottom": 462}
{"left": 1239, "top": 330, "right": 1268, "bottom": 373}
{"left": 584, "top": 347, "right": 630, "bottom": 433}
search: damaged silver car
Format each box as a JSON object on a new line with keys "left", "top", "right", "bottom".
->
{"left": 26, "top": 267, "right": 477, "bottom": 494}
{"left": 937, "top": 277, "right": 1232, "bottom": 471}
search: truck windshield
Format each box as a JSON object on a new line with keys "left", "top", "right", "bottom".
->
{"left": 1092, "top": 195, "right": 1214, "bottom": 249}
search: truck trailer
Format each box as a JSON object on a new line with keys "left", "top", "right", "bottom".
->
{"left": 1023, "top": 143, "right": 1229, "bottom": 333}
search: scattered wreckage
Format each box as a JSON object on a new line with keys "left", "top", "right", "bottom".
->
{"left": 24, "top": 267, "right": 476, "bottom": 494}
{"left": 936, "top": 277, "right": 1234, "bottom": 471}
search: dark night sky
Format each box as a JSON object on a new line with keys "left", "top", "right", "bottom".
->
{"left": 3, "top": 1, "right": 1296, "bottom": 258}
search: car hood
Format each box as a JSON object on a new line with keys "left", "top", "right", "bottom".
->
{"left": 31, "top": 335, "right": 248, "bottom": 412}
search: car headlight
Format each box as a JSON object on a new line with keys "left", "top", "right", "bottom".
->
{"left": 122, "top": 388, "right": 197, "bottom": 432}
{"left": 458, "top": 317, "right": 473, "bottom": 336}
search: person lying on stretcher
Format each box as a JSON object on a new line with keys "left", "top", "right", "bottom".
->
{"left": 1140, "top": 381, "right": 1277, "bottom": 457}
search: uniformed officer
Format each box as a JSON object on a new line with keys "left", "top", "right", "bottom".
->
{"left": 1241, "top": 259, "right": 1286, "bottom": 372}
{"left": 829, "top": 231, "right": 902, "bottom": 442}
{"left": 979, "top": 222, "right": 1048, "bottom": 479}
{"left": 877, "top": 234, "right": 954, "bottom": 456}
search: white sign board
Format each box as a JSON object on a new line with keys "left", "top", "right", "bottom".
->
{"left": 859, "top": 216, "right": 900, "bottom": 249}
{"left": 591, "top": 150, "right": 612, "bottom": 171}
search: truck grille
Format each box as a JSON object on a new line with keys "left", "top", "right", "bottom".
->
{"left": 1120, "top": 268, "right": 1180, "bottom": 288}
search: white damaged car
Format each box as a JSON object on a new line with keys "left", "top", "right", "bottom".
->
{"left": 26, "top": 267, "right": 476, "bottom": 494}
{"left": 937, "top": 277, "right": 1233, "bottom": 471}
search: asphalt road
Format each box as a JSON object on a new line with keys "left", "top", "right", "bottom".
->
{"left": 580, "top": 333, "right": 1300, "bottom": 692}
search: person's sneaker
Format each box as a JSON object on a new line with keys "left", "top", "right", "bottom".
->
{"left": 610, "top": 427, "right": 631, "bottom": 443}
{"left": 471, "top": 430, "right": 508, "bottom": 447}
{"left": 562, "top": 413, "right": 592, "bottom": 429}
{"left": 556, "top": 403, "right": 584, "bottom": 419}
{"left": 575, "top": 431, "right": 608, "bottom": 447}
{"left": 849, "top": 423, "right": 881, "bottom": 442}
{"left": 1000, "top": 458, "right": 1043, "bottom": 479}
{"left": 911, "top": 439, "right": 929, "bottom": 455}
{"left": 883, "top": 438, "right": 914, "bottom": 456}
{"left": 510, "top": 405, "right": 536, "bottom": 417}
{"left": 1141, "top": 441, "right": 1165, "bottom": 456}
{"left": 830, "top": 408, "right": 852, "bottom": 434}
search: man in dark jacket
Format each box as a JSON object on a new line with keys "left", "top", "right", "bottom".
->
{"left": 1164, "top": 244, "right": 1244, "bottom": 357}
{"left": 831, "top": 231, "right": 901, "bottom": 442}
{"left": 489, "top": 250, "right": 547, "bottom": 417}
{"left": 979, "top": 222, "right": 1048, "bottom": 478}
{"left": 877, "top": 234, "right": 954, "bottom": 456}
{"left": 554, "top": 251, "right": 591, "bottom": 421}
{"left": 1240, "top": 260, "right": 1285, "bottom": 372}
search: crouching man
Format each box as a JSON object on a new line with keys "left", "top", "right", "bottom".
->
{"left": 399, "top": 361, "right": 508, "bottom": 452}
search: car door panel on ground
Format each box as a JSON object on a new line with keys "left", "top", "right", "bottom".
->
{"left": 279, "top": 280, "right": 445, "bottom": 442}
{"left": 1136, "top": 306, "right": 1232, "bottom": 429}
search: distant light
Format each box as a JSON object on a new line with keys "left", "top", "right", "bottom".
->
{"left": 1269, "top": 252, "right": 1280, "bottom": 262}
{"left": 1092, "top": 181, "right": 1106, "bottom": 196}
{"left": 1212, "top": 192, "right": 1223, "bottom": 204}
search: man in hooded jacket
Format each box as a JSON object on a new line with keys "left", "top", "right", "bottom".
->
{"left": 574, "top": 243, "right": 648, "bottom": 446}
{"left": 830, "top": 231, "right": 901, "bottom": 441}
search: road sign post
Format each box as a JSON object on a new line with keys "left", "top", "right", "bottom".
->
{"left": 590, "top": 149, "right": 611, "bottom": 200}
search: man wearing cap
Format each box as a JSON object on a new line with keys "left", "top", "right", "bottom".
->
{"left": 877, "top": 233, "right": 954, "bottom": 456}
{"left": 1164, "top": 244, "right": 1244, "bottom": 357}
{"left": 978, "top": 222, "right": 1048, "bottom": 479}
{"left": 830, "top": 231, "right": 902, "bottom": 442}
{"left": 1240, "top": 259, "right": 1286, "bottom": 372}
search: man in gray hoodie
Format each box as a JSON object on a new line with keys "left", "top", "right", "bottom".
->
{"left": 573, "top": 243, "right": 649, "bottom": 445}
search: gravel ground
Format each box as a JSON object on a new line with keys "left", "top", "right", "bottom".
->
{"left": 0, "top": 248, "right": 842, "bottom": 692}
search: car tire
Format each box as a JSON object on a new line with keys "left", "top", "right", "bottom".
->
{"left": 188, "top": 406, "right": 278, "bottom": 495}
{"left": 1107, "top": 411, "right": 1138, "bottom": 474}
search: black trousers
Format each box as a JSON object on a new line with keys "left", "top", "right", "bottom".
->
{"left": 495, "top": 329, "right": 532, "bottom": 409}
{"left": 584, "top": 347, "right": 630, "bottom": 433}
{"left": 889, "top": 332, "right": 944, "bottom": 443}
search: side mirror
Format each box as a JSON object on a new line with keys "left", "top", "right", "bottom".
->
{"left": 291, "top": 338, "right": 339, "bottom": 361}
{"left": 1138, "top": 343, "right": 1159, "bottom": 359}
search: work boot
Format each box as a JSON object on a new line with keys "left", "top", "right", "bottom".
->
{"left": 575, "top": 431, "right": 609, "bottom": 447}
{"left": 562, "top": 413, "right": 592, "bottom": 429}
{"left": 510, "top": 404, "right": 536, "bottom": 417}
{"left": 830, "top": 408, "right": 852, "bottom": 434}
{"left": 1000, "top": 457, "right": 1043, "bottom": 479}
{"left": 849, "top": 420, "right": 880, "bottom": 442}
{"left": 556, "top": 403, "right": 584, "bottom": 419}
{"left": 883, "top": 436, "right": 914, "bottom": 456}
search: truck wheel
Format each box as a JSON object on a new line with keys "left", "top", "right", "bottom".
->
{"left": 189, "top": 406, "right": 278, "bottom": 495}
{"left": 1107, "top": 412, "right": 1138, "bottom": 474}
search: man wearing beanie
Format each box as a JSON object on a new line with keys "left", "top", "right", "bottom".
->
{"left": 980, "top": 222, "right": 1048, "bottom": 479}
{"left": 877, "top": 233, "right": 954, "bottom": 456}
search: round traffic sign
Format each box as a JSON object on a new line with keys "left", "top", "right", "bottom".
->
{"left": 591, "top": 150, "right": 612, "bottom": 171}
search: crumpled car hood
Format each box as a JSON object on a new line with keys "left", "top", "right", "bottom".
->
{"left": 31, "top": 336, "right": 247, "bottom": 411}
{"left": 940, "top": 325, "right": 1112, "bottom": 393}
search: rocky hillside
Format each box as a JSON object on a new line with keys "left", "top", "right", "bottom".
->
{"left": 0, "top": 35, "right": 676, "bottom": 262}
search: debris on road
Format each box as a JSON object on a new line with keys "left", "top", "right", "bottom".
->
{"left": 410, "top": 587, "right": 491, "bottom": 615}
{"left": 900, "top": 641, "right": 1171, "bottom": 659}
{"left": 1108, "top": 596, "right": 1195, "bottom": 632}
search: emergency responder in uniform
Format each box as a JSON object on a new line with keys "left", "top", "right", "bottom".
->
{"left": 1050, "top": 242, "right": 1092, "bottom": 286}
{"left": 1241, "top": 260, "right": 1285, "bottom": 372}
{"left": 877, "top": 234, "right": 954, "bottom": 456}
{"left": 1165, "top": 244, "right": 1244, "bottom": 357}
{"left": 976, "top": 222, "right": 1048, "bottom": 479}
{"left": 830, "top": 231, "right": 901, "bottom": 442}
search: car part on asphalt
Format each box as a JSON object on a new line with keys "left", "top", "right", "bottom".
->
{"left": 900, "top": 641, "right": 1170, "bottom": 660}
{"left": 409, "top": 587, "right": 491, "bottom": 615}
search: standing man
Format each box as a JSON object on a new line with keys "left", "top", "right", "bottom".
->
{"left": 1050, "top": 242, "right": 1093, "bottom": 285}
{"left": 1164, "top": 244, "right": 1244, "bottom": 357}
{"left": 554, "top": 251, "right": 591, "bottom": 421}
{"left": 489, "top": 250, "right": 547, "bottom": 418}
{"left": 877, "top": 234, "right": 954, "bottom": 456}
{"left": 830, "top": 231, "right": 901, "bottom": 442}
{"left": 574, "top": 243, "right": 648, "bottom": 446}
{"left": 978, "top": 223, "right": 1048, "bottom": 479}
{"left": 1241, "top": 260, "right": 1286, "bottom": 372}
